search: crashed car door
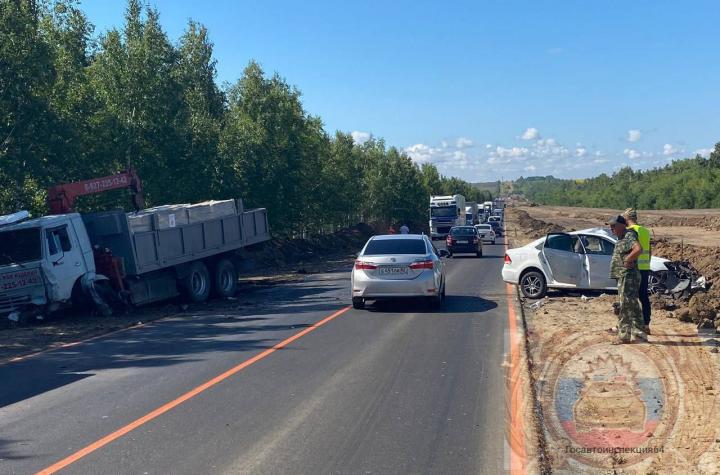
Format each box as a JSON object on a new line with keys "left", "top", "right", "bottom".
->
{"left": 541, "top": 233, "right": 583, "bottom": 286}
{"left": 580, "top": 235, "right": 616, "bottom": 289}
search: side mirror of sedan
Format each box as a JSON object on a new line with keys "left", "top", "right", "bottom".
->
{"left": 438, "top": 249, "right": 450, "bottom": 258}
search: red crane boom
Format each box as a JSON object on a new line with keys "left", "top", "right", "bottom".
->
{"left": 47, "top": 168, "right": 145, "bottom": 214}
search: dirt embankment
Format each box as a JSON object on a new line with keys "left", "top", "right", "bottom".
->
{"left": 0, "top": 224, "right": 376, "bottom": 363}
{"left": 505, "top": 206, "right": 720, "bottom": 474}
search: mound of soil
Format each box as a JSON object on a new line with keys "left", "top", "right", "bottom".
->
{"left": 511, "top": 209, "right": 565, "bottom": 239}
{"left": 239, "top": 223, "right": 375, "bottom": 270}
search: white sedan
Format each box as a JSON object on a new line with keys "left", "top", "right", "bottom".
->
{"left": 474, "top": 224, "right": 496, "bottom": 244}
{"left": 502, "top": 227, "right": 670, "bottom": 299}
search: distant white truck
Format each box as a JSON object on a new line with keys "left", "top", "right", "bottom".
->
{"left": 429, "top": 195, "right": 466, "bottom": 239}
{"left": 465, "top": 202, "right": 479, "bottom": 226}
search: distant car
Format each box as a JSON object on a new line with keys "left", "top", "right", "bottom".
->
{"left": 446, "top": 226, "right": 483, "bottom": 257}
{"left": 488, "top": 215, "right": 501, "bottom": 223}
{"left": 474, "top": 224, "right": 496, "bottom": 244}
{"left": 488, "top": 220, "right": 504, "bottom": 237}
{"left": 502, "top": 228, "right": 670, "bottom": 299}
{"left": 351, "top": 234, "right": 448, "bottom": 309}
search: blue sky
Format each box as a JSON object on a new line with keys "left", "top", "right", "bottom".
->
{"left": 81, "top": 0, "right": 720, "bottom": 182}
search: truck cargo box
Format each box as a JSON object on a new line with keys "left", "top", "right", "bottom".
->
{"left": 82, "top": 199, "right": 269, "bottom": 276}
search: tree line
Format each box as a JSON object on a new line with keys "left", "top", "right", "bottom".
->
{"left": 1, "top": 0, "right": 492, "bottom": 235}
{"left": 513, "top": 144, "right": 720, "bottom": 209}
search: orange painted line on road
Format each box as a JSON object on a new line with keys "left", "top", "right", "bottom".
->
{"left": 504, "top": 235, "right": 527, "bottom": 475}
{"left": 36, "top": 305, "right": 352, "bottom": 475}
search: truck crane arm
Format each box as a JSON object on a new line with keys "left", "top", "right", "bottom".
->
{"left": 47, "top": 168, "right": 145, "bottom": 214}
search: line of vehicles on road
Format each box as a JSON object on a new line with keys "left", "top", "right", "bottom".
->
{"left": 352, "top": 193, "right": 701, "bottom": 311}
{"left": 351, "top": 195, "right": 508, "bottom": 310}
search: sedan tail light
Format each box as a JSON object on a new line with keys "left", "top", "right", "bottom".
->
{"left": 410, "top": 260, "right": 434, "bottom": 270}
{"left": 446, "top": 236, "right": 453, "bottom": 245}
{"left": 354, "top": 260, "right": 377, "bottom": 270}
{"left": 504, "top": 254, "right": 512, "bottom": 265}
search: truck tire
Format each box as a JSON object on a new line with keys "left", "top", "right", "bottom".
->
{"left": 181, "top": 262, "right": 211, "bottom": 303}
{"left": 352, "top": 297, "right": 365, "bottom": 309}
{"left": 213, "top": 259, "right": 238, "bottom": 298}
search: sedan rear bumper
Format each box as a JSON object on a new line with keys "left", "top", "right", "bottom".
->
{"left": 448, "top": 244, "right": 480, "bottom": 254}
{"left": 501, "top": 266, "right": 520, "bottom": 284}
{"left": 352, "top": 271, "right": 439, "bottom": 298}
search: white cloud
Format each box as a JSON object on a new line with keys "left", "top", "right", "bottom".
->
{"left": 494, "top": 146, "right": 529, "bottom": 158}
{"left": 593, "top": 158, "right": 609, "bottom": 164}
{"left": 627, "top": 129, "right": 641, "bottom": 142}
{"left": 695, "top": 148, "right": 713, "bottom": 158}
{"left": 455, "top": 137, "right": 473, "bottom": 148}
{"left": 537, "top": 138, "right": 557, "bottom": 147}
{"left": 623, "top": 148, "right": 641, "bottom": 159}
{"left": 485, "top": 144, "right": 492, "bottom": 149}
{"left": 575, "top": 147, "right": 587, "bottom": 158}
{"left": 404, "top": 143, "right": 439, "bottom": 163}
{"left": 524, "top": 164, "right": 537, "bottom": 172}
{"left": 351, "top": 131, "right": 371, "bottom": 144}
{"left": 440, "top": 140, "right": 449, "bottom": 148}
{"left": 662, "top": 143, "right": 677, "bottom": 156}
{"left": 521, "top": 127, "right": 540, "bottom": 140}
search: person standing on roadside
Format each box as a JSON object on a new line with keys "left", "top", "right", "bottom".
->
{"left": 623, "top": 208, "right": 652, "bottom": 334}
{"left": 608, "top": 215, "right": 647, "bottom": 343}
{"left": 400, "top": 223, "right": 410, "bottom": 234}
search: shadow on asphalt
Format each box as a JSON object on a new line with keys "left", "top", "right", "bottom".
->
{"left": 0, "top": 276, "right": 349, "bottom": 409}
{"left": 365, "top": 295, "right": 498, "bottom": 314}
{"left": 0, "top": 438, "right": 32, "bottom": 460}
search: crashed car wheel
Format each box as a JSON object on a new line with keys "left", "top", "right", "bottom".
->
{"left": 520, "top": 270, "right": 547, "bottom": 299}
{"left": 648, "top": 271, "right": 667, "bottom": 295}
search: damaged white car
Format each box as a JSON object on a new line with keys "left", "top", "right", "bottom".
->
{"left": 502, "top": 228, "right": 683, "bottom": 299}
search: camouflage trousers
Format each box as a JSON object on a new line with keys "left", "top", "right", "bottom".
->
{"left": 617, "top": 271, "right": 644, "bottom": 341}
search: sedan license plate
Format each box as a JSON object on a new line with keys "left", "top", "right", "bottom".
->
{"left": 456, "top": 240, "right": 468, "bottom": 244}
{"left": 379, "top": 266, "right": 408, "bottom": 275}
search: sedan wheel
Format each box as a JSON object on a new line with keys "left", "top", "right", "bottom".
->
{"left": 648, "top": 271, "right": 667, "bottom": 295}
{"left": 520, "top": 271, "right": 547, "bottom": 299}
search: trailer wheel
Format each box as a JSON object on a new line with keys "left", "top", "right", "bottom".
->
{"left": 213, "top": 259, "right": 238, "bottom": 298}
{"left": 181, "top": 262, "right": 211, "bottom": 303}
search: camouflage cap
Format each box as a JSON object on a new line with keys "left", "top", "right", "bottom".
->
{"left": 606, "top": 215, "right": 627, "bottom": 226}
{"left": 623, "top": 208, "right": 638, "bottom": 220}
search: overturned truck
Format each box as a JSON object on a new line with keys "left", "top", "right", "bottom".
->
{"left": 0, "top": 170, "right": 270, "bottom": 323}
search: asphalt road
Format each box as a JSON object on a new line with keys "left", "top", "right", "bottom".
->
{"left": 0, "top": 239, "right": 513, "bottom": 475}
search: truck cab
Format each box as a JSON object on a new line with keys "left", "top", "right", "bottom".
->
{"left": 0, "top": 213, "right": 94, "bottom": 318}
{"left": 429, "top": 195, "right": 466, "bottom": 239}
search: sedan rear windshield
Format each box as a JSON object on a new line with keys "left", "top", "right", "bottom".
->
{"left": 476, "top": 225, "right": 491, "bottom": 230}
{"left": 363, "top": 239, "right": 427, "bottom": 255}
{"left": 450, "top": 227, "right": 476, "bottom": 236}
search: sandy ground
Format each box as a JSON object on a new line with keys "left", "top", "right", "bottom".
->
{"left": 506, "top": 205, "right": 720, "bottom": 474}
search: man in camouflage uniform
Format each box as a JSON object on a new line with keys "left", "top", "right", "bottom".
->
{"left": 608, "top": 215, "right": 647, "bottom": 343}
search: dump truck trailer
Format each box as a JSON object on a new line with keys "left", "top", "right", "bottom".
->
{"left": 0, "top": 170, "right": 270, "bottom": 321}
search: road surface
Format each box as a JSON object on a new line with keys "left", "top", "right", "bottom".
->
{"left": 0, "top": 240, "right": 515, "bottom": 474}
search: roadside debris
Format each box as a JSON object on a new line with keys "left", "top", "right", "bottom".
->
{"left": 527, "top": 298, "right": 547, "bottom": 310}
